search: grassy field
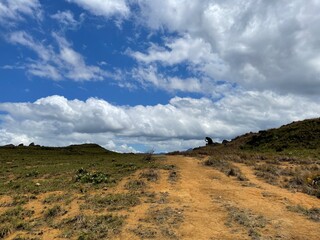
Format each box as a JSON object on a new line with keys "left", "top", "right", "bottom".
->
{"left": 0, "top": 144, "right": 169, "bottom": 239}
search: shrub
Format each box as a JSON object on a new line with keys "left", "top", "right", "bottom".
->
{"left": 75, "top": 168, "right": 115, "bottom": 184}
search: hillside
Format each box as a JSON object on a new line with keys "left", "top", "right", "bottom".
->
{"left": 243, "top": 118, "right": 320, "bottom": 151}
{"left": 186, "top": 118, "right": 320, "bottom": 157}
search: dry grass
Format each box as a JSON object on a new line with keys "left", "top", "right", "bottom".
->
{"left": 224, "top": 204, "right": 268, "bottom": 240}
{"left": 286, "top": 205, "right": 320, "bottom": 222}
{"left": 204, "top": 158, "right": 248, "bottom": 181}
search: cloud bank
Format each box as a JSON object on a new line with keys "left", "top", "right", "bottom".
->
{"left": 135, "top": 0, "right": 320, "bottom": 96}
{"left": 1, "top": 93, "right": 319, "bottom": 152}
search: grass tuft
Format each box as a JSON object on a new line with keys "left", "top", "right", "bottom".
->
{"left": 287, "top": 205, "right": 320, "bottom": 222}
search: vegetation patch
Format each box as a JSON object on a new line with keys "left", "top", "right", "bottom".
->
{"left": 44, "top": 205, "right": 67, "bottom": 219}
{"left": 204, "top": 158, "right": 248, "bottom": 181}
{"left": 140, "top": 169, "right": 159, "bottom": 182}
{"left": 168, "top": 170, "right": 178, "bottom": 182}
{"left": 75, "top": 168, "right": 116, "bottom": 185}
{"left": 254, "top": 164, "right": 280, "bottom": 185}
{"left": 125, "top": 180, "right": 146, "bottom": 191}
{"left": 286, "top": 205, "right": 320, "bottom": 222}
{"left": 42, "top": 193, "right": 72, "bottom": 205}
{"left": 224, "top": 205, "right": 268, "bottom": 240}
{"left": 137, "top": 206, "right": 183, "bottom": 239}
{"left": 131, "top": 225, "right": 158, "bottom": 239}
{"left": 84, "top": 193, "right": 140, "bottom": 211}
{"left": 59, "top": 214, "right": 124, "bottom": 239}
{"left": 0, "top": 207, "right": 34, "bottom": 239}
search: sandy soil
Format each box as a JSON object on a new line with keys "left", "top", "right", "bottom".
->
{"left": 118, "top": 155, "right": 320, "bottom": 239}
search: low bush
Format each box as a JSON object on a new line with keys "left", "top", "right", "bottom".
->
{"left": 75, "top": 168, "right": 115, "bottom": 184}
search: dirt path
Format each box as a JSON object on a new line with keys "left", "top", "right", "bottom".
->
{"left": 4, "top": 155, "right": 319, "bottom": 239}
{"left": 121, "top": 155, "right": 320, "bottom": 240}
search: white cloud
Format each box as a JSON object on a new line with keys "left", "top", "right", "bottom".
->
{"left": 0, "top": 0, "right": 42, "bottom": 25}
{"left": 130, "top": 35, "right": 214, "bottom": 65}
{"left": 7, "top": 31, "right": 107, "bottom": 81}
{"left": 9, "top": 31, "right": 52, "bottom": 61}
{"left": 130, "top": 65, "right": 233, "bottom": 97}
{"left": 67, "top": 0, "right": 129, "bottom": 18}
{"left": 135, "top": 0, "right": 320, "bottom": 96}
{"left": 1, "top": 93, "right": 319, "bottom": 152}
{"left": 129, "top": 34, "right": 228, "bottom": 80}
{"left": 51, "top": 10, "right": 80, "bottom": 29}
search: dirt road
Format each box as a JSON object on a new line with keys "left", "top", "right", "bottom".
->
{"left": 4, "top": 155, "right": 319, "bottom": 239}
{"left": 120, "top": 156, "right": 320, "bottom": 239}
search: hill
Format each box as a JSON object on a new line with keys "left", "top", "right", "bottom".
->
{"left": 243, "top": 118, "right": 320, "bottom": 152}
{"left": 186, "top": 118, "right": 320, "bottom": 157}
{"left": 0, "top": 143, "right": 116, "bottom": 155}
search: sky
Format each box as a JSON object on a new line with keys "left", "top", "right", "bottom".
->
{"left": 0, "top": 0, "right": 320, "bottom": 153}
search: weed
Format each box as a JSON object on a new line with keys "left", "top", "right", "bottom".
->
{"left": 125, "top": 180, "right": 146, "bottom": 191}
{"left": 60, "top": 214, "right": 124, "bottom": 239}
{"left": 84, "top": 193, "right": 140, "bottom": 211}
{"left": 140, "top": 169, "right": 159, "bottom": 182}
{"left": 44, "top": 205, "right": 67, "bottom": 219}
{"left": 287, "top": 205, "right": 320, "bottom": 222}
{"left": 144, "top": 207, "right": 183, "bottom": 226}
{"left": 132, "top": 225, "right": 158, "bottom": 239}
{"left": 168, "top": 170, "right": 178, "bottom": 182}
{"left": 254, "top": 164, "right": 280, "bottom": 185}
{"left": 43, "top": 193, "right": 72, "bottom": 204}
{"left": 0, "top": 224, "right": 12, "bottom": 239}
{"left": 225, "top": 205, "right": 267, "bottom": 240}
{"left": 143, "top": 150, "right": 155, "bottom": 162}
{"left": 160, "top": 164, "right": 176, "bottom": 170}
{"left": 204, "top": 158, "right": 248, "bottom": 181}
{"left": 138, "top": 207, "right": 183, "bottom": 239}
{"left": 0, "top": 207, "right": 34, "bottom": 238}
{"left": 75, "top": 168, "right": 115, "bottom": 184}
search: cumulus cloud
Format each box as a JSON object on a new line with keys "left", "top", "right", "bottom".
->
{"left": 7, "top": 31, "right": 107, "bottom": 81}
{"left": 67, "top": 0, "right": 130, "bottom": 18}
{"left": 1, "top": 93, "right": 320, "bottom": 152}
{"left": 0, "top": 0, "right": 42, "bottom": 25}
{"left": 129, "top": 34, "right": 228, "bottom": 79}
{"left": 135, "top": 0, "right": 320, "bottom": 96}
{"left": 130, "top": 65, "right": 234, "bottom": 98}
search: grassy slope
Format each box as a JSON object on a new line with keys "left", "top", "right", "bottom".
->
{"left": 0, "top": 143, "right": 153, "bottom": 195}
{"left": 186, "top": 117, "right": 320, "bottom": 158}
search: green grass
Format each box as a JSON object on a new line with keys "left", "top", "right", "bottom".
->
{"left": 0, "top": 207, "right": 34, "bottom": 239}
{"left": 44, "top": 205, "right": 67, "bottom": 219}
{"left": 0, "top": 144, "right": 157, "bottom": 195}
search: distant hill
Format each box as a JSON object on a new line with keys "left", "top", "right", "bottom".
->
{"left": 184, "top": 118, "right": 320, "bottom": 155}
{"left": 0, "top": 143, "right": 116, "bottom": 155}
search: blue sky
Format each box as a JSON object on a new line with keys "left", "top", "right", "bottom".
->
{"left": 1, "top": 0, "right": 320, "bottom": 152}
